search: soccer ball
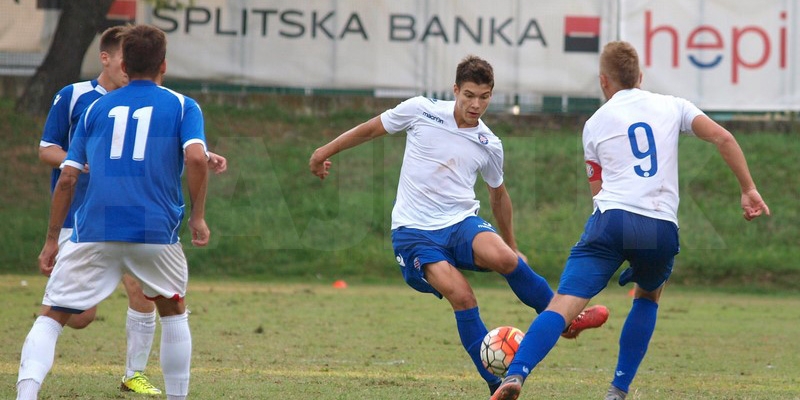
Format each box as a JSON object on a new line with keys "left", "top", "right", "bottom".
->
{"left": 480, "top": 326, "right": 524, "bottom": 377}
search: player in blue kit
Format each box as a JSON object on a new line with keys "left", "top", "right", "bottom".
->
{"left": 36, "top": 26, "right": 226, "bottom": 395}
{"left": 310, "top": 55, "right": 608, "bottom": 396}
{"left": 17, "top": 24, "right": 210, "bottom": 400}
{"left": 491, "top": 41, "right": 771, "bottom": 400}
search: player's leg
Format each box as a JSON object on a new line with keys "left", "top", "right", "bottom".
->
{"left": 154, "top": 297, "right": 190, "bottom": 400}
{"left": 38, "top": 304, "right": 97, "bottom": 329}
{"left": 16, "top": 309, "right": 71, "bottom": 400}
{"left": 494, "top": 211, "right": 622, "bottom": 400}
{"left": 492, "top": 293, "right": 591, "bottom": 400}
{"left": 608, "top": 213, "right": 677, "bottom": 398}
{"left": 608, "top": 285, "right": 662, "bottom": 399}
{"left": 120, "top": 274, "right": 160, "bottom": 394}
{"left": 392, "top": 225, "right": 502, "bottom": 394}
{"left": 48, "top": 228, "right": 98, "bottom": 330}
{"left": 19, "top": 241, "right": 123, "bottom": 400}
{"left": 424, "top": 260, "right": 503, "bottom": 394}
{"left": 127, "top": 242, "right": 191, "bottom": 400}
{"left": 461, "top": 218, "right": 553, "bottom": 313}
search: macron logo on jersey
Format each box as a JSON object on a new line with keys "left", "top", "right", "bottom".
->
{"left": 422, "top": 111, "right": 444, "bottom": 124}
{"left": 53, "top": 94, "right": 62, "bottom": 106}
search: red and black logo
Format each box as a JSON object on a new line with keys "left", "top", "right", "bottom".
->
{"left": 564, "top": 16, "right": 600, "bottom": 53}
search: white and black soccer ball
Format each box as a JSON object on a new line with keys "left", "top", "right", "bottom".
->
{"left": 480, "top": 326, "right": 525, "bottom": 377}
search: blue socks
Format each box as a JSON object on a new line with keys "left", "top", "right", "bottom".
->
{"left": 505, "top": 310, "right": 566, "bottom": 379}
{"left": 612, "top": 297, "right": 658, "bottom": 392}
{"left": 503, "top": 259, "right": 553, "bottom": 314}
{"left": 454, "top": 308, "right": 502, "bottom": 388}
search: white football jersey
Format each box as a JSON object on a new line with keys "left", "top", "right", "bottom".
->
{"left": 583, "top": 88, "right": 704, "bottom": 225}
{"left": 380, "top": 96, "right": 504, "bottom": 230}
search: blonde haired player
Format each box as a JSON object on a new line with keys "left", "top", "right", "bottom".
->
{"left": 492, "top": 41, "right": 769, "bottom": 400}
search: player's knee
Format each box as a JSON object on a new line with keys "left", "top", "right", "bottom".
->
{"left": 66, "top": 313, "right": 95, "bottom": 329}
{"left": 494, "top": 251, "right": 520, "bottom": 274}
{"left": 445, "top": 291, "right": 478, "bottom": 310}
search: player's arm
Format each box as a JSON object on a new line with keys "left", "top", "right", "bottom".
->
{"left": 691, "top": 115, "right": 770, "bottom": 220}
{"left": 487, "top": 183, "right": 525, "bottom": 260}
{"left": 39, "top": 145, "right": 67, "bottom": 168}
{"left": 309, "top": 116, "right": 387, "bottom": 180}
{"left": 185, "top": 142, "right": 210, "bottom": 246}
{"left": 38, "top": 165, "right": 80, "bottom": 276}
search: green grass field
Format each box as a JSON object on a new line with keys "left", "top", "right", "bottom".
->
{"left": 2, "top": 275, "right": 799, "bottom": 399}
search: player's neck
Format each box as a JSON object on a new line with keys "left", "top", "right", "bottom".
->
{"left": 96, "top": 73, "right": 119, "bottom": 93}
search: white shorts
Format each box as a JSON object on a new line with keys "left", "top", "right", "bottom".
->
{"left": 43, "top": 241, "right": 188, "bottom": 312}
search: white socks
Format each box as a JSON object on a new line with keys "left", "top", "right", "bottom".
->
{"left": 125, "top": 307, "right": 157, "bottom": 378}
{"left": 17, "top": 316, "right": 64, "bottom": 400}
{"left": 160, "top": 312, "right": 192, "bottom": 397}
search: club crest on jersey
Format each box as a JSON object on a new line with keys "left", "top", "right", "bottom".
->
{"left": 478, "top": 133, "right": 489, "bottom": 145}
{"left": 413, "top": 257, "right": 422, "bottom": 270}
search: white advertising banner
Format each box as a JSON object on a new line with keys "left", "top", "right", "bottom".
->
{"left": 0, "top": 4, "right": 55, "bottom": 52}
{"left": 1, "top": 0, "right": 798, "bottom": 110}
{"left": 619, "top": 0, "right": 799, "bottom": 111}
{"left": 135, "top": 0, "right": 617, "bottom": 98}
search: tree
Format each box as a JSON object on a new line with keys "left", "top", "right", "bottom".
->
{"left": 15, "top": 0, "right": 115, "bottom": 116}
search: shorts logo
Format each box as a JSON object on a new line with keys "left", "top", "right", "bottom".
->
{"left": 413, "top": 257, "right": 421, "bottom": 270}
{"left": 396, "top": 254, "right": 406, "bottom": 267}
{"left": 477, "top": 221, "right": 495, "bottom": 231}
{"left": 564, "top": 16, "right": 601, "bottom": 53}
{"left": 478, "top": 133, "right": 489, "bottom": 145}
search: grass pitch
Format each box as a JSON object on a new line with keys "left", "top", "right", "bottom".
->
{"left": 1, "top": 275, "right": 799, "bottom": 399}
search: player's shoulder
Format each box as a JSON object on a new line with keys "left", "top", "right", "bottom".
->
{"left": 156, "top": 85, "right": 201, "bottom": 108}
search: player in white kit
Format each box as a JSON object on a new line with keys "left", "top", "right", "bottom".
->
{"left": 492, "top": 41, "right": 770, "bottom": 400}
{"left": 310, "top": 55, "right": 608, "bottom": 396}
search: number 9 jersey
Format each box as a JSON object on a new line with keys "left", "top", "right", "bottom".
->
{"left": 582, "top": 88, "right": 703, "bottom": 226}
{"left": 64, "top": 80, "right": 207, "bottom": 244}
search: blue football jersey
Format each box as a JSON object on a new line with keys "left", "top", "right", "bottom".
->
{"left": 65, "top": 80, "right": 206, "bottom": 244}
{"left": 39, "top": 80, "right": 107, "bottom": 229}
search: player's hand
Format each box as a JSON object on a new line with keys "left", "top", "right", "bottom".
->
{"left": 741, "top": 188, "right": 770, "bottom": 221}
{"left": 207, "top": 151, "right": 227, "bottom": 174}
{"left": 309, "top": 152, "right": 332, "bottom": 180}
{"left": 189, "top": 217, "right": 210, "bottom": 247}
{"left": 38, "top": 239, "right": 59, "bottom": 277}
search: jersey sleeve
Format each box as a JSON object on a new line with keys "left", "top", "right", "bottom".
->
{"left": 480, "top": 136, "right": 505, "bottom": 188}
{"left": 40, "top": 86, "right": 73, "bottom": 148}
{"left": 379, "top": 96, "right": 424, "bottom": 134}
{"left": 180, "top": 97, "right": 207, "bottom": 151}
{"left": 678, "top": 97, "right": 705, "bottom": 134}
{"left": 62, "top": 105, "right": 91, "bottom": 170}
{"left": 582, "top": 121, "right": 599, "bottom": 164}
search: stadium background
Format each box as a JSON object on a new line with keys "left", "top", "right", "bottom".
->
{"left": 0, "top": 0, "right": 797, "bottom": 287}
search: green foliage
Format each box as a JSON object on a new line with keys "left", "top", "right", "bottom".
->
{"left": 1, "top": 98, "right": 798, "bottom": 289}
{"left": 1, "top": 277, "right": 799, "bottom": 399}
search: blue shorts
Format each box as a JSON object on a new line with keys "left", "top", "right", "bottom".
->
{"left": 558, "top": 209, "right": 679, "bottom": 298}
{"left": 391, "top": 216, "right": 497, "bottom": 298}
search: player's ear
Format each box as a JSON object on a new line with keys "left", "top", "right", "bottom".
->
{"left": 160, "top": 59, "right": 167, "bottom": 76}
{"left": 99, "top": 51, "right": 109, "bottom": 67}
{"left": 452, "top": 83, "right": 459, "bottom": 97}
{"left": 599, "top": 73, "right": 608, "bottom": 90}
{"left": 121, "top": 60, "right": 128, "bottom": 75}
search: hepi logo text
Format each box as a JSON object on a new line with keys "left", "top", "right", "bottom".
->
{"left": 644, "top": 10, "right": 789, "bottom": 84}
